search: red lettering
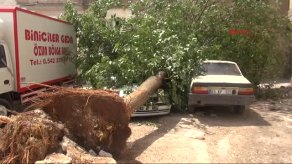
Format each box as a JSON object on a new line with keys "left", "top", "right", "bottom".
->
{"left": 41, "top": 32, "right": 47, "bottom": 42}
{"left": 25, "top": 29, "right": 30, "bottom": 40}
{"left": 229, "top": 28, "right": 251, "bottom": 36}
{"left": 33, "top": 31, "right": 38, "bottom": 41}
{"left": 53, "top": 34, "right": 58, "bottom": 42}
{"left": 56, "top": 34, "right": 59, "bottom": 43}
{"left": 61, "top": 35, "right": 64, "bottom": 43}
{"left": 61, "top": 35, "right": 73, "bottom": 44}
{"left": 48, "top": 33, "right": 52, "bottom": 42}
{"left": 25, "top": 29, "right": 72, "bottom": 43}
{"left": 52, "top": 34, "right": 55, "bottom": 42}
{"left": 228, "top": 29, "right": 237, "bottom": 35}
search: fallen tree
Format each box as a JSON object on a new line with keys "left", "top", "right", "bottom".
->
{"left": 36, "top": 72, "right": 165, "bottom": 157}
{"left": 0, "top": 72, "right": 166, "bottom": 163}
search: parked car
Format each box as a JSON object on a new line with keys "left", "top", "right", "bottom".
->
{"left": 188, "top": 60, "right": 255, "bottom": 114}
{"left": 118, "top": 85, "right": 171, "bottom": 117}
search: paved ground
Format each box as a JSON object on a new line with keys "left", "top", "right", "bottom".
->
{"left": 118, "top": 99, "right": 292, "bottom": 163}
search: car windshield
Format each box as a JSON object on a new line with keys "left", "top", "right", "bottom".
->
{"left": 202, "top": 62, "right": 242, "bottom": 76}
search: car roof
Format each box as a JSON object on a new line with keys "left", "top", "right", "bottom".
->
{"left": 203, "top": 60, "right": 237, "bottom": 64}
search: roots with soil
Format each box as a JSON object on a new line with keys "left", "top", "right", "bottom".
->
{"left": 34, "top": 88, "right": 132, "bottom": 157}
{"left": 0, "top": 110, "right": 64, "bottom": 163}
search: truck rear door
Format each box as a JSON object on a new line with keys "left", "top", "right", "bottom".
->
{"left": 0, "top": 44, "right": 12, "bottom": 94}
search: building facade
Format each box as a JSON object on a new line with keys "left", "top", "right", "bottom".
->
{"left": 0, "top": 0, "right": 137, "bottom": 18}
{"left": 0, "top": 0, "right": 90, "bottom": 18}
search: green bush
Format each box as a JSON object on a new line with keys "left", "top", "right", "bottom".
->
{"left": 61, "top": 0, "right": 290, "bottom": 110}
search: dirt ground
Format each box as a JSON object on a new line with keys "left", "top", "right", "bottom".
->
{"left": 118, "top": 99, "right": 292, "bottom": 163}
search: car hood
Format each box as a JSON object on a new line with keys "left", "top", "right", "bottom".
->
{"left": 192, "top": 75, "right": 251, "bottom": 84}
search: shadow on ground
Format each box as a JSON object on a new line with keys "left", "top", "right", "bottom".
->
{"left": 117, "top": 114, "right": 181, "bottom": 163}
{"left": 117, "top": 102, "right": 277, "bottom": 162}
{"left": 250, "top": 99, "right": 292, "bottom": 123}
{"left": 194, "top": 106, "right": 271, "bottom": 127}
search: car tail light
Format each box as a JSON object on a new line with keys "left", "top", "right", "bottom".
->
{"left": 192, "top": 86, "right": 208, "bottom": 94}
{"left": 238, "top": 88, "right": 254, "bottom": 95}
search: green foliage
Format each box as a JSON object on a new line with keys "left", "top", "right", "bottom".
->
{"left": 197, "top": 0, "right": 290, "bottom": 85}
{"left": 62, "top": 0, "right": 122, "bottom": 87}
{"left": 61, "top": 0, "right": 291, "bottom": 110}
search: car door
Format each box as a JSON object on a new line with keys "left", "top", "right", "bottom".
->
{"left": 0, "top": 44, "right": 12, "bottom": 94}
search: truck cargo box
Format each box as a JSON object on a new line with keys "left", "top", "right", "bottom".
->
{"left": 0, "top": 7, "right": 76, "bottom": 93}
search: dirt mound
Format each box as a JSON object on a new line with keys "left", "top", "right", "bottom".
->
{"left": 0, "top": 110, "right": 64, "bottom": 163}
{"left": 36, "top": 88, "right": 131, "bottom": 157}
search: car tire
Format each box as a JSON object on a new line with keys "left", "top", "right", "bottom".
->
{"left": 0, "top": 98, "right": 12, "bottom": 116}
{"left": 233, "top": 105, "right": 245, "bottom": 114}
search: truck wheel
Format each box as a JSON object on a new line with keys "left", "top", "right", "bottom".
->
{"left": 233, "top": 105, "right": 245, "bottom": 114}
{"left": 0, "top": 99, "right": 11, "bottom": 116}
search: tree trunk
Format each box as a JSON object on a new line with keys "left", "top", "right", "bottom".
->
{"left": 124, "top": 71, "right": 166, "bottom": 117}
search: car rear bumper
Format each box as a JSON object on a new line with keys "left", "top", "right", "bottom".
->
{"left": 188, "top": 93, "right": 255, "bottom": 106}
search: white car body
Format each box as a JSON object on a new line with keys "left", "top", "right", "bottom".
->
{"left": 188, "top": 60, "right": 255, "bottom": 113}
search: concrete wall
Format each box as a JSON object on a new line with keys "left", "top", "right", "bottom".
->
{"left": 0, "top": 0, "right": 134, "bottom": 18}
{"left": 23, "top": 4, "right": 84, "bottom": 18}
{"left": 0, "top": 0, "right": 90, "bottom": 18}
{"left": 0, "top": 0, "right": 17, "bottom": 5}
{"left": 106, "top": 7, "right": 132, "bottom": 19}
{"left": 289, "top": 0, "right": 292, "bottom": 20}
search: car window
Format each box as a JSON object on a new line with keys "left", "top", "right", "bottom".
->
{"left": 202, "top": 63, "right": 241, "bottom": 76}
{"left": 0, "top": 45, "right": 7, "bottom": 68}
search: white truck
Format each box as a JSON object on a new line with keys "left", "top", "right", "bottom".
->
{"left": 0, "top": 7, "right": 76, "bottom": 115}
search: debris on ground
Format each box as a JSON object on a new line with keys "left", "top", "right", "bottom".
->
{"left": 66, "top": 140, "right": 116, "bottom": 163}
{"left": 0, "top": 110, "right": 64, "bottom": 163}
{"left": 59, "top": 135, "right": 116, "bottom": 163}
{"left": 99, "top": 150, "right": 113, "bottom": 158}
{"left": 35, "top": 153, "right": 72, "bottom": 164}
{"left": 192, "top": 131, "right": 206, "bottom": 140}
{"left": 0, "top": 109, "right": 117, "bottom": 164}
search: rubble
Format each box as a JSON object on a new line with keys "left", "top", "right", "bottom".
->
{"left": 35, "top": 153, "right": 72, "bottom": 164}
{"left": 60, "top": 136, "right": 116, "bottom": 163}
{"left": 66, "top": 142, "right": 116, "bottom": 163}
{"left": 99, "top": 150, "right": 113, "bottom": 158}
{"left": 0, "top": 111, "right": 117, "bottom": 164}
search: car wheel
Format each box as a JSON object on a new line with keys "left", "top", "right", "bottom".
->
{"left": 233, "top": 105, "right": 245, "bottom": 114}
{"left": 0, "top": 99, "right": 12, "bottom": 116}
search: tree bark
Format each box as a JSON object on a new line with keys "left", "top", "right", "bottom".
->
{"left": 124, "top": 71, "right": 166, "bottom": 117}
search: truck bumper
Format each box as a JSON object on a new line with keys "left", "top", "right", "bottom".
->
{"left": 188, "top": 94, "right": 255, "bottom": 106}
